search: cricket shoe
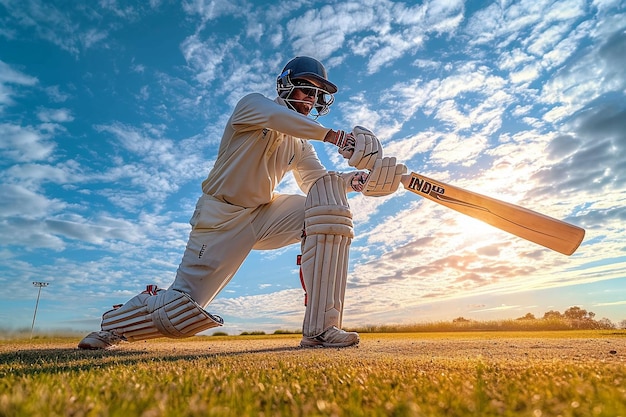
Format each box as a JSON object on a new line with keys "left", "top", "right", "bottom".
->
{"left": 300, "top": 326, "right": 360, "bottom": 348}
{"left": 78, "top": 330, "right": 126, "bottom": 350}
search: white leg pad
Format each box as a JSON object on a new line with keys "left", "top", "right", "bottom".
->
{"left": 301, "top": 173, "right": 354, "bottom": 338}
{"left": 101, "top": 287, "right": 223, "bottom": 342}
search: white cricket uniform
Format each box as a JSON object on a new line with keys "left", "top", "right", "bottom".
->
{"left": 170, "top": 93, "right": 333, "bottom": 307}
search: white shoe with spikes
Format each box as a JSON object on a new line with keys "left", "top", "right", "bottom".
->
{"left": 300, "top": 326, "right": 359, "bottom": 348}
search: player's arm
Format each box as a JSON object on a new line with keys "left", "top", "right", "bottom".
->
{"left": 233, "top": 94, "right": 383, "bottom": 171}
{"left": 231, "top": 93, "right": 329, "bottom": 140}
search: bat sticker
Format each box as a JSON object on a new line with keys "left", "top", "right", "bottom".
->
{"left": 407, "top": 176, "right": 445, "bottom": 197}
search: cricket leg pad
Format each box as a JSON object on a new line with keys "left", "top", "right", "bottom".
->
{"left": 99, "top": 285, "right": 223, "bottom": 342}
{"left": 301, "top": 173, "right": 355, "bottom": 338}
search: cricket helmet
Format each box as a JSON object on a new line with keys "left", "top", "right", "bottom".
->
{"left": 276, "top": 56, "right": 337, "bottom": 117}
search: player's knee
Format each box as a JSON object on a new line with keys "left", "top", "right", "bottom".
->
{"left": 305, "top": 173, "right": 354, "bottom": 238}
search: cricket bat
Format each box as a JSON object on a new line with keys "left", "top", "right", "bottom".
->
{"left": 401, "top": 172, "right": 585, "bottom": 255}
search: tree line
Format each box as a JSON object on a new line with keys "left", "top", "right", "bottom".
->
{"left": 451, "top": 306, "right": 623, "bottom": 330}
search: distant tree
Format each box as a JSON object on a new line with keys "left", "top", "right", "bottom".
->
{"left": 273, "top": 329, "right": 301, "bottom": 335}
{"left": 452, "top": 317, "right": 470, "bottom": 323}
{"left": 562, "top": 306, "right": 600, "bottom": 329}
{"left": 596, "top": 318, "right": 615, "bottom": 329}
{"left": 516, "top": 313, "right": 536, "bottom": 320}
{"left": 564, "top": 306, "right": 590, "bottom": 320}
{"left": 543, "top": 310, "right": 563, "bottom": 319}
{"left": 619, "top": 319, "right": 626, "bottom": 330}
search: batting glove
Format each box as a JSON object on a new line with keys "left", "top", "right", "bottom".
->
{"left": 362, "top": 157, "right": 407, "bottom": 197}
{"left": 324, "top": 126, "right": 382, "bottom": 171}
{"left": 348, "top": 126, "right": 382, "bottom": 171}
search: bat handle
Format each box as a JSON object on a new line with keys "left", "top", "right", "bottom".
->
{"left": 400, "top": 174, "right": 412, "bottom": 188}
{"left": 340, "top": 146, "right": 412, "bottom": 186}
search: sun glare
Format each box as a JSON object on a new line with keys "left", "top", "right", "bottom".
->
{"left": 453, "top": 214, "right": 500, "bottom": 241}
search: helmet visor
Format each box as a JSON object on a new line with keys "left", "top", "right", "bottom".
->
{"left": 290, "top": 79, "right": 335, "bottom": 117}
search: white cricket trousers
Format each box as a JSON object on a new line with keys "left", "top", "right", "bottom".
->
{"left": 170, "top": 193, "right": 305, "bottom": 307}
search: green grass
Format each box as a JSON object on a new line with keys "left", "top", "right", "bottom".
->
{"left": 1, "top": 331, "right": 625, "bottom": 416}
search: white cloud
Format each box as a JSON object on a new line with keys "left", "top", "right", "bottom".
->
{"left": 593, "top": 300, "right": 626, "bottom": 307}
{"left": 510, "top": 62, "right": 541, "bottom": 84}
{"left": 0, "top": 123, "right": 56, "bottom": 162}
{"left": 80, "top": 28, "right": 109, "bottom": 49}
{"left": 180, "top": 34, "right": 227, "bottom": 84}
{"left": 282, "top": 0, "right": 461, "bottom": 75}
{"left": 0, "top": 61, "right": 38, "bottom": 109}
{"left": 97, "top": 0, "right": 139, "bottom": 19}
{"left": 181, "top": 0, "right": 247, "bottom": 22}
{"left": 286, "top": 5, "right": 359, "bottom": 59}
{"left": 424, "top": 0, "right": 464, "bottom": 33}
{"left": 2, "top": 162, "right": 76, "bottom": 187}
{"left": 430, "top": 132, "right": 488, "bottom": 166}
{"left": 0, "top": 61, "right": 38, "bottom": 86}
{"left": 0, "top": 183, "right": 65, "bottom": 217}
{"left": 526, "top": 21, "right": 573, "bottom": 57}
{"left": 498, "top": 48, "right": 534, "bottom": 71}
{"left": 37, "top": 108, "right": 74, "bottom": 123}
{"left": 539, "top": 27, "right": 626, "bottom": 122}
{"left": 44, "top": 85, "right": 71, "bottom": 103}
{"left": 0, "top": 0, "right": 103, "bottom": 54}
{"left": 366, "top": 32, "right": 425, "bottom": 74}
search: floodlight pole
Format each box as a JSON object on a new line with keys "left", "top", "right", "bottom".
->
{"left": 30, "top": 282, "right": 49, "bottom": 338}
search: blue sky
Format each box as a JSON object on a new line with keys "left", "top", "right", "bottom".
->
{"left": 1, "top": 0, "right": 625, "bottom": 335}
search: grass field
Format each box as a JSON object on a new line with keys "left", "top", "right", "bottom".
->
{"left": 1, "top": 331, "right": 625, "bottom": 416}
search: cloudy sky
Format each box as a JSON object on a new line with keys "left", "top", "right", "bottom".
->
{"left": 1, "top": 0, "right": 625, "bottom": 335}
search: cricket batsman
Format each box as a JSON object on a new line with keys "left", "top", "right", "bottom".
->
{"left": 78, "top": 56, "right": 407, "bottom": 349}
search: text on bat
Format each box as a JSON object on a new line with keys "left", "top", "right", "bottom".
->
{"left": 407, "top": 176, "right": 445, "bottom": 196}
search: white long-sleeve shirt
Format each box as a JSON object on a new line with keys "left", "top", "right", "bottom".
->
{"left": 202, "top": 93, "right": 333, "bottom": 207}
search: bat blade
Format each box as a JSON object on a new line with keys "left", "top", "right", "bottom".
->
{"left": 402, "top": 172, "right": 585, "bottom": 255}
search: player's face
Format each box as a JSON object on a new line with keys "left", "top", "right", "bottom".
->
{"left": 290, "top": 86, "right": 317, "bottom": 115}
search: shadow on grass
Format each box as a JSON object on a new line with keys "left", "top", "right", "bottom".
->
{"left": 0, "top": 344, "right": 302, "bottom": 379}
